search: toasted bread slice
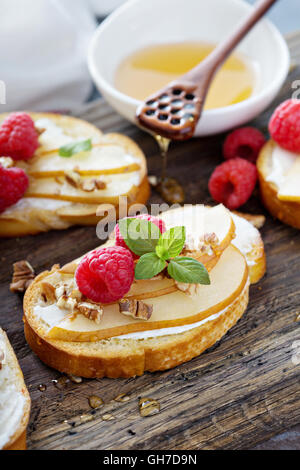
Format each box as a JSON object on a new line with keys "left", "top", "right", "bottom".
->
{"left": 23, "top": 205, "right": 265, "bottom": 378}
{"left": 257, "top": 140, "right": 300, "bottom": 229}
{"left": 0, "top": 328, "right": 31, "bottom": 450}
{"left": 0, "top": 177, "right": 150, "bottom": 237}
{"left": 24, "top": 245, "right": 249, "bottom": 378}
{"left": 0, "top": 113, "right": 150, "bottom": 237}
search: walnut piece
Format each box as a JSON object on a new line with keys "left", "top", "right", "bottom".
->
{"left": 64, "top": 169, "right": 81, "bottom": 188}
{"left": 119, "top": 299, "right": 153, "bottom": 320}
{"left": 67, "top": 373, "right": 83, "bottom": 384}
{"left": 183, "top": 231, "right": 220, "bottom": 256}
{"left": 202, "top": 232, "right": 219, "bottom": 247}
{"left": 10, "top": 260, "right": 35, "bottom": 293}
{"left": 69, "top": 289, "right": 82, "bottom": 301}
{"left": 77, "top": 302, "right": 103, "bottom": 324}
{"left": 0, "top": 346, "right": 5, "bottom": 370}
{"left": 79, "top": 178, "right": 107, "bottom": 192}
{"left": 233, "top": 211, "right": 266, "bottom": 229}
{"left": 175, "top": 281, "right": 201, "bottom": 297}
{"left": 41, "top": 282, "right": 56, "bottom": 303}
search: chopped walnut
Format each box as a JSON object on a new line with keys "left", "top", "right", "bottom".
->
{"left": 183, "top": 231, "right": 219, "bottom": 256}
{"left": 94, "top": 179, "right": 106, "bottom": 190}
{"left": 35, "top": 125, "right": 46, "bottom": 136}
{"left": 64, "top": 169, "right": 81, "bottom": 188}
{"left": 119, "top": 299, "right": 153, "bottom": 320}
{"left": 55, "top": 285, "right": 67, "bottom": 300}
{"left": 41, "top": 282, "right": 56, "bottom": 303}
{"left": 55, "top": 176, "right": 64, "bottom": 185}
{"left": 202, "top": 232, "right": 219, "bottom": 247}
{"left": 57, "top": 295, "right": 77, "bottom": 312}
{"left": 0, "top": 156, "right": 14, "bottom": 168}
{"left": 77, "top": 302, "right": 103, "bottom": 324}
{"left": 69, "top": 289, "right": 82, "bottom": 301}
{"left": 79, "top": 178, "right": 107, "bottom": 192}
{"left": 149, "top": 274, "right": 165, "bottom": 281}
{"left": 175, "top": 281, "right": 201, "bottom": 297}
{"left": 10, "top": 260, "right": 35, "bottom": 293}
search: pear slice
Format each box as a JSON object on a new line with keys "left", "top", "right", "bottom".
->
{"left": 33, "top": 113, "right": 103, "bottom": 155}
{"left": 25, "top": 172, "right": 142, "bottom": 204}
{"left": 58, "top": 204, "right": 235, "bottom": 284}
{"left": 46, "top": 245, "right": 248, "bottom": 342}
{"left": 277, "top": 157, "right": 300, "bottom": 202}
{"left": 0, "top": 112, "right": 103, "bottom": 156}
{"left": 18, "top": 133, "right": 146, "bottom": 179}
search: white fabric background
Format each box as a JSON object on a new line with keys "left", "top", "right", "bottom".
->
{"left": 0, "top": 0, "right": 297, "bottom": 112}
{"left": 0, "top": 0, "right": 97, "bottom": 112}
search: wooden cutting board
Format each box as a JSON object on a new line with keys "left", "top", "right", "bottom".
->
{"left": 0, "top": 35, "right": 300, "bottom": 451}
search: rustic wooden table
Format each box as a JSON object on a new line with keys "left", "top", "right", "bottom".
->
{"left": 0, "top": 35, "right": 299, "bottom": 451}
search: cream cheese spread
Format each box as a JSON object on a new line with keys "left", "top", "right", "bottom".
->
{"left": 265, "top": 145, "right": 297, "bottom": 187}
{"left": 0, "top": 336, "right": 26, "bottom": 450}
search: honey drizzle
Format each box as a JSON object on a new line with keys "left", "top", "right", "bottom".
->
{"left": 154, "top": 135, "right": 185, "bottom": 205}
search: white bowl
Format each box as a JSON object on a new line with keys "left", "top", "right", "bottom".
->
{"left": 88, "top": 0, "right": 290, "bottom": 137}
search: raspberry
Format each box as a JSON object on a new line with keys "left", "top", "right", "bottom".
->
{"left": 0, "top": 165, "right": 29, "bottom": 213}
{"left": 115, "top": 214, "right": 166, "bottom": 259}
{"left": 208, "top": 158, "right": 257, "bottom": 210}
{"left": 0, "top": 112, "right": 39, "bottom": 161}
{"left": 269, "top": 99, "right": 300, "bottom": 153}
{"left": 223, "top": 127, "right": 266, "bottom": 163}
{"left": 75, "top": 246, "right": 134, "bottom": 304}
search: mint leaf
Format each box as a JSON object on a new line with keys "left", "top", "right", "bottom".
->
{"left": 59, "top": 139, "right": 92, "bottom": 157}
{"left": 118, "top": 218, "right": 161, "bottom": 256}
{"left": 156, "top": 226, "right": 186, "bottom": 261}
{"left": 135, "top": 253, "right": 166, "bottom": 280}
{"left": 168, "top": 257, "right": 210, "bottom": 284}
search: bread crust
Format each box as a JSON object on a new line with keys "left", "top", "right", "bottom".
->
{"left": 0, "top": 177, "right": 150, "bottom": 238}
{"left": 0, "top": 329, "right": 30, "bottom": 450}
{"left": 257, "top": 140, "right": 300, "bottom": 229}
{"left": 24, "top": 272, "right": 249, "bottom": 379}
{"left": 3, "top": 430, "right": 27, "bottom": 451}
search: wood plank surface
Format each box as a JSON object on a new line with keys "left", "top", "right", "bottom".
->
{"left": 0, "top": 36, "right": 300, "bottom": 450}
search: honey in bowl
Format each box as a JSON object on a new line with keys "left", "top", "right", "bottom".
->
{"left": 115, "top": 42, "right": 259, "bottom": 109}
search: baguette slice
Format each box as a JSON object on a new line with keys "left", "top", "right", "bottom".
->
{"left": 257, "top": 140, "right": 300, "bottom": 229}
{"left": 23, "top": 205, "right": 265, "bottom": 378}
{"left": 0, "top": 113, "right": 150, "bottom": 238}
{"left": 0, "top": 328, "right": 31, "bottom": 450}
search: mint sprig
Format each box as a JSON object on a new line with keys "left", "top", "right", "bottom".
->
{"left": 135, "top": 253, "right": 166, "bottom": 280}
{"left": 118, "top": 218, "right": 161, "bottom": 256}
{"left": 119, "top": 218, "right": 210, "bottom": 285}
{"left": 59, "top": 139, "right": 92, "bottom": 157}
{"left": 156, "top": 226, "right": 186, "bottom": 261}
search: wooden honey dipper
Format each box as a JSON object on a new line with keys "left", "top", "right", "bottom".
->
{"left": 137, "top": 0, "right": 278, "bottom": 141}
